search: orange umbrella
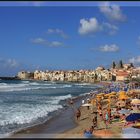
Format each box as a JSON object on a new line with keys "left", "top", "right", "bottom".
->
{"left": 110, "top": 91, "right": 116, "bottom": 95}
{"left": 97, "top": 93, "right": 105, "bottom": 96}
{"left": 104, "top": 94, "right": 110, "bottom": 97}
{"left": 118, "top": 91, "right": 129, "bottom": 100}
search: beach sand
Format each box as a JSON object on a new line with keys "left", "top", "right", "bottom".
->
{"left": 55, "top": 98, "right": 123, "bottom": 139}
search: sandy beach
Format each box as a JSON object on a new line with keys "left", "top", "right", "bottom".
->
{"left": 55, "top": 97, "right": 122, "bottom": 138}
{"left": 55, "top": 83, "right": 140, "bottom": 139}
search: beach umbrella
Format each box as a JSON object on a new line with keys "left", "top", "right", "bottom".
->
{"left": 106, "top": 98, "right": 111, "bottom": 103}
{"left": 122, "top": 127, "right": 140, "bottom": 138}
{"left": 96, "top": 96, "right": 102, "bottom": 101}
{"left": 118, "top": 109, "right": 131, "bottom": 114}
{"left": 91, "top": 99, "right": 96, "bottom": 105}
{"left": 125, "top": 113, "right": 140, "bottom": 122}
{"left": 131, "top": 98, "right": 140, "bottom": 105}
{"left": 81, "top": 103, "right": 93, "bottom": 107}
{"left": 109, "top": 95, "right": 116, "bottom": 99}
{"left": 110, "top": 91, "right": 116, "bottom": 95}
{"left": 104, "top": 94, "right": 110, "bottom": 97}
{"left": 130, "top": 110, "right": 140, "bottom": 114}
{"left": 116, "top": 100, "right": 126, "bottom": 107}
{"left": 97, "top": 93, "right": 105, "bottom": 96}
{"left": 119, "top": 91, "right": 126, "bottom": 95}
{"left": 118, "top": 91, "right": 129, "bottom": 100}
{"left": 119, "top": 94, "right": 128, "bottom": 100}
{"left": 133, "top": 122, "right": 140, "bottom": 128}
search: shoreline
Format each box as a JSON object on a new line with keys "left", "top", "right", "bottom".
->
{"left": 9, "top": 92, "right": 93, "bottom": 138}
{"left": 7, "top": 82, "right": 105, "bottom": 138}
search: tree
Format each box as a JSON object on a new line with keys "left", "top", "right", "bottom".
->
{"left": 111, "top": 61, "right": 116, "bottom": 69}
{"left": 130, "top": 63, "right": 134, "bottom": 67}
{"left": 94, "top": 73, "right": 98, "bottom": 80}
{"left": 118, "top": 60, "right": 123, "bottom": 69}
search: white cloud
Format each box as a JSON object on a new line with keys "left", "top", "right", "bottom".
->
{"left": 78, "top": 17, "right": 102, "bottom": 35}
{"left": 102, "top": 22, "right": 118, "bottom": 35}
{"left": 99, "top": 44, "right": 119, "bottom": 52}
{"left": 129, "top": 56, "right": 140, "bottom": 64}
{"left": 99, "top": 2, "right": 126, "bottom": 22}
{"left": 31, "top": 38, "right": 64, "bottom": 47}
{"left": 47, "top": 28, "right": 68, "bottom": 39}
{"left": 0, "top": 58, "right": 19, "bottom": 68}
{"left": 31, "top": 38, "right": 47, "bottom": 44}
{"left": 49, "top": 41, "right": 63, "bottom": 47}
{"left": 78, "top": 17, "right": 118, "bottom": 35}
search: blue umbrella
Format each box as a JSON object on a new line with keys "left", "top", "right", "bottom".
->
{"left": 126, "top": 113, "right": 140, "bottom": 122}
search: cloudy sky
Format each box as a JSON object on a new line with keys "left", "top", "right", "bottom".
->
{"left": 0, "top": 1, "right": 140, "bottom": 76}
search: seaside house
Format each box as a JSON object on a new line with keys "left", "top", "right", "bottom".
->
{"left": 34, "top": 70, "right": 42, "bottom": 80}
{"left": 18, "top": 71, "right": 34, "bottom": 79}
{"left": 96, "top": 66, "right": 105, "bottom": 71}
{"left": 123, "top": 63, "right": 133, "bottom": 70}
{"left": 116, "top": 71, "right": 130, "bottom": 81}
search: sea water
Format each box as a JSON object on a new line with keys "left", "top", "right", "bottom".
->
{"left": 0, "top": 80, "right": 101, "bottom": 136}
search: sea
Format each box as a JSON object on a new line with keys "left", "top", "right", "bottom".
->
{"left": 0, "top": 79, "right": 102, "bottom": 137}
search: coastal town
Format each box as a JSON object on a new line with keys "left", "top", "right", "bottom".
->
{"left": 1, "top": 1, "right": 140, "bottom": 139}
{"left": 17, "top": 60, "right": 140, "bottom": 83}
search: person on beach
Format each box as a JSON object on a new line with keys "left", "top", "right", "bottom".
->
{"left": 108, "top": 108, "right": 111, "bottom": 123}
{"left": 69, "top": 98, "right": 74, "bottom": 108}
{"left": 76, "top": 108, "right": 81, "bottom": 121}
{"left": 83, "top": 128, "right": 94, "bottom": 138}
{"left": 92, "top": 115, "right": 98, "bottom": 129}
{"left": 90, "top": 126, "right": 94, "bottom": 132}
{"left": 103, "top": 110, "right": 109, "bottom": 129}
{"left": 120, "top": 114, "right": 126, "bottom": 122}
{"left": 86, "top": 98, "right": 90, "bottom": 110}
{"left": 82, "top": 99, "right": 85, "bottom": 104}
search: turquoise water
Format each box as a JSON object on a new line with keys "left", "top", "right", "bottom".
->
{"left": 0, "top": 80, "right": 101, "bottom": 136}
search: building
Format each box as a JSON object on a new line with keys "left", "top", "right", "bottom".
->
{"left": 17, "top": 71, "right": 34, "bottom": 79}
{"left": 116, "top": 71, "right": 130, "bottom": 81}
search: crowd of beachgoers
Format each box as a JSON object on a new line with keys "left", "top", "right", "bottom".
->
{"left": 61, "top": 81, "right": 140, "bottom": 138}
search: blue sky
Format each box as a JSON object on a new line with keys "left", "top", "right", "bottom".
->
{"left": 1, "top": 1, "right": 140, "bottom": 76}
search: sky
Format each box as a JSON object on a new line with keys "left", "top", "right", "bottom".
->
{"left": 1, "top": 1, "right": 140, "bottom": 76}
